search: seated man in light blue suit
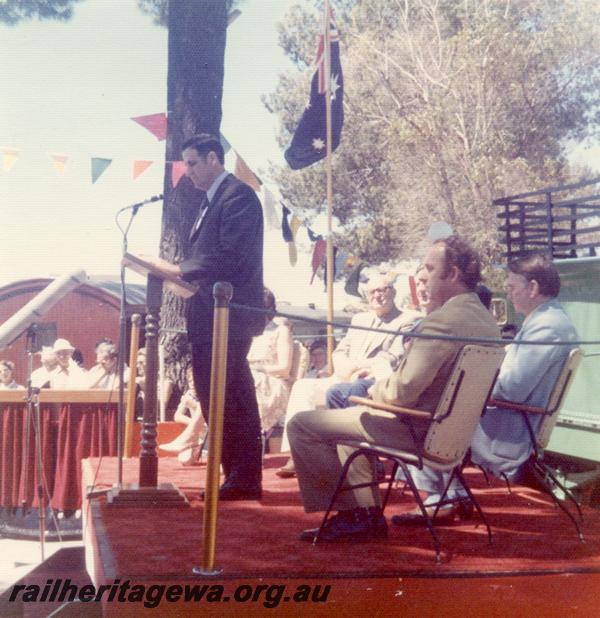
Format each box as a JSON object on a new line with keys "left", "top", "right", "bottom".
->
{"left": 394, "top": 253, "right": 578, "bottom": 524}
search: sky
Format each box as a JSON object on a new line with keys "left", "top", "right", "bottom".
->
{"left": 0, "top": 0, "right": 362, "bottom": 307}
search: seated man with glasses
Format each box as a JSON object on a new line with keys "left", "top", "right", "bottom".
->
{"left": 325, "top": 275, "right": 420, "bottom": 410}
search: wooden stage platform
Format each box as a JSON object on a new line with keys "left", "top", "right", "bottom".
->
{"left": 74, "top": 453, "right": 600, "bottom": 616}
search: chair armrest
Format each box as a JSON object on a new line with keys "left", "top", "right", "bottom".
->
{"left": 487, "top": 398, "right": 545, "bottom": 415}
{"left": 348, "top": 395, "right": 432, "bottom": 419}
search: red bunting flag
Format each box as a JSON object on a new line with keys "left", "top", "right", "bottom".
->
{"left": 131, "top": 113, "right": 167, "bottom": 141}
{"left": 171, "top": 161, "right": 186, "bottom": 187}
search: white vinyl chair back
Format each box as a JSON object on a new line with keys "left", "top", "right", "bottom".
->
{"left": 424, "top": 345, "right": 505, "bottom": 467}
{"left": 536, "top": 348, "right": 582, "bottom": 450}
{"left": 289, "top": 341, "right": 310, "bottom": 382}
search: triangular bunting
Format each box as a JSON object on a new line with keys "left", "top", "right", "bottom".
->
{"left": 234, "top": 151, "right": 261, "bottom": 191}
{"left": 48, "top": 153, "right": 69, "bottom": 176}
{"left": 2, "top": 148, "right": 19, "bottom": 172}
{"left": 310, "top": 239, "right": 327, "bottom": 284}
{"left": 131, "top": 113, "right": 167, "bottom": 140}
{"left": 133, "top": 160, "right": 154, "bottom": 179}
{"left": 91, "top": 157, "right": 112, "bottom": 184}
{"left": 219, "top": 133, "right": 232, "bottom": 155}
{"left": 171, "top": 161, "right": 186, "bottom": 187}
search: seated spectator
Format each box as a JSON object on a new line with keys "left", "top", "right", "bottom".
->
{"left": 276, "top": 273, "right": 419, "bottom": 478}
{"left": 135, "top": 347, "right": 174, "bottom": 418}
{"left": 160, "top": 366, "right": 206, "bottom": 460}
{"left": 247, "top": 287, "right": 294, "bottom": 432}
{"left": 0, "top": 360, "right": 22, "bottom": 389}
{"left": 305, "top": 338, "right": 331, "bottom": 378}
{"left": 48, "top": 338, "right": 87, "bottom": 389}
{"left": 287, "top": 235, "right": 499, "bottom": 542}
{"left": 393, "top": 253, "right": 578, "bottom": 525}
{"left": 85, "top": 343, "right": 129, "bottom": 390}
{"left": 324, "top": 274, "right": 421, "bottom": 413}
{"left": 31, "top": 346, "right": 58, "bottom": 388}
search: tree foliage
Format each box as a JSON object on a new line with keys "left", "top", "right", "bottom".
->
{"left": 0, "top": 0, "right": 82, "bottom": 25}
{"left": 267, "top": 0, "right": 600, "bottom": 265}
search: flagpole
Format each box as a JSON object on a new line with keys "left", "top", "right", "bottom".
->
{"left": 323, "top": 0, "right": 335, "bottom": 366}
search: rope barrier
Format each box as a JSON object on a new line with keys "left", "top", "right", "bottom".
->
{"left": 156, "top": 302, "right": 600, "bottom": 351}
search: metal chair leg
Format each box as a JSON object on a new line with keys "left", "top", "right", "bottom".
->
{"left": 397, "top": 462, "right": 442, "bottom": 562}
{"left": 532, "top": 462, "right": 585, "bottom": 542}
{"left": 455, "top": 468, "right": 492, "bottom": 543}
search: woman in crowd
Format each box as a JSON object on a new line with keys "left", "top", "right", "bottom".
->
{"left": 247, "top": 287, "right": 294, "bottom": 433}
{"left": 160, "top": 287, "right": 294, "bottom": 458}
{"left": 160, "top": 366, "right": 206, "bottom": 462}
{"left": 0, "top": 360, "right": 22, "bottom": 389}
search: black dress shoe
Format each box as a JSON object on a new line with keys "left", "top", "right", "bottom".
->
{"left": 200, "top": 485, "right": 262, "bottom": 501}
{"left": 300, "top": 507, "right": 388, "bottom": 543}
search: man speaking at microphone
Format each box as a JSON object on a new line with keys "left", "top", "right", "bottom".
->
{"left": 145, "top": 134, "right": 264, "bottom": 501}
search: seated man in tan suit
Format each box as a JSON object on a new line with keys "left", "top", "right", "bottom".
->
{"left": 288, "top": 236, "right": 499, "bottom": 542}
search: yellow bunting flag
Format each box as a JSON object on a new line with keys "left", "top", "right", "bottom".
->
{"left": 234, "top": 151, "right": 261, "bottom": 192}
{"left": 171, "top": 161, "right": 186, "bottom": 187}
{"left": 48, "top": 153, "right": 69, "bottom": 176}
{"left": 133, "top": 160, "right": 153, "bottom": 180}
{"left": 2, "top": 148, "right": 19, "bottom": 172}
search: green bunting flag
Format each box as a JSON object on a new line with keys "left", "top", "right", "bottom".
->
{"left": 91, "top": 157, "right": 112, "bottom": 183}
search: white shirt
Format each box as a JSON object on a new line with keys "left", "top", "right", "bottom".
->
{"left": 49, "top": 361, "right": 88, "bottom": 389}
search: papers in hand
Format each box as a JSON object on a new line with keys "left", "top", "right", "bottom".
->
{"left": 122, "top": 253, "right": 198, "bottom": 299}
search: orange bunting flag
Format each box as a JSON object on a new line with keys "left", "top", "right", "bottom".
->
{"left": 48, "top": 153, "right": 69, "bottom": 176}
{"left": 171, "top": 161, "right": 186, "bottom": 187}
{"left": 131, "top": 113, "right": 167, "bottom": 141}
{"left": 234, "top": 151, "right": 261, "bottom": 192}
{"left": 133, "top": 160, "right": 153, "bottom": 179}
{"left": 2, "top": 147, "right": 19, "bottom": 172}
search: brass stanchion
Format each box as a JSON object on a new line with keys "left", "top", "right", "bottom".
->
{"left": 124, "top": 314, "right": 141, "bottom": 458}
{"left": 193, "top": 282, "right": 232, "bottom": 576}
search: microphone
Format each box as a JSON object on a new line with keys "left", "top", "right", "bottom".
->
{"left": 119, "top": 194, "right": 163, "bottom": 214}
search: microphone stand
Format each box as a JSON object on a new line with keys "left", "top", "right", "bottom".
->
{"left": 22, "top": 325, "right": 62, "bottom": 560}
{"left": 114, "top": 198, "right": 157, "bottom": 486}
{"left": 115, "top": 207, "right": 139, "bottom": 487}
{"left": 86, "top": 197, "right": 160, "bottom": 499}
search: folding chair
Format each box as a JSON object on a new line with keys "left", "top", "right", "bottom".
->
{"left": 488, "top": 347, "right": 584, "bottom": 541}
{"left": 315, "top": 344, "right": 505, "bottom": 562}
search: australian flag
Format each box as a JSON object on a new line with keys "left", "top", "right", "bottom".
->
{"left": 285, "top": 12, "right": 344, "bottom": 170}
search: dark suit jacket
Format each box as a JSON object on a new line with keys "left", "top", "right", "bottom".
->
{"left": 179, "top": 174, "right": 264, "bottom": 343}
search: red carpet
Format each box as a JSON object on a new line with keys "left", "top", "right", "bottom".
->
{"left": 83, "top": 454, "right": 600, "bottom": 579}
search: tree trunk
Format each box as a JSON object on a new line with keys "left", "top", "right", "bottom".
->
{"left": 159, "top": 0, "right": 228, "bottom": 392}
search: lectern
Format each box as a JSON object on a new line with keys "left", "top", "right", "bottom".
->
{"left": 107, "top": 252, "right": 197, "bottom": 507}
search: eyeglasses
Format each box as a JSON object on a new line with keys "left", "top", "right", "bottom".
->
{"left": 368, "top": 286, "right": 393, "bottom": 296}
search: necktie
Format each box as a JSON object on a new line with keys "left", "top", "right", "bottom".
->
{"left": 191, "top": 196, "right": 209, "bottom": 235}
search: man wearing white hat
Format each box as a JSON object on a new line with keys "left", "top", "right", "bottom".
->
{"left": 49, "top": 338, "right": 87, "bottom": 389}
